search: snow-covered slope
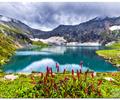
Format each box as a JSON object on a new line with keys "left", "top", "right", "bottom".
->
{"left": 0, "top": 15, "right": 11, "bottom": 22}
{"left": 109, "top": 25, "right": 120, "bottom": 31}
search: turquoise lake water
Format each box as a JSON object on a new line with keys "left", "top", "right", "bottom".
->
{"left": 3, "top": 46, "right": 118, "bottom": 73}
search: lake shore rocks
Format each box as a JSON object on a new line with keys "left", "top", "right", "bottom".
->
{"left": 4, "top": 74, "right": 18, "bottom": 81}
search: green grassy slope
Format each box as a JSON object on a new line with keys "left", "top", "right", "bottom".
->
{"left": 107, "top": 41, "right": 120, "bottom": 49}
{"left": 0, "top": 22, "right": 32, "bottom": 66}
{"left": 0, "top": 33, "right": 17, "bottom": 66}
{"left": 0, "top": 23, "right": 32, "bottom": 46}
{"left": 96, "top": 42, "right": 120, "bottom": 67}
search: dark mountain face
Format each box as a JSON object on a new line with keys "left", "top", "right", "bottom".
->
{"left": 1, "top": 15, "right": 120, "bottom": 45}
{"left": 0, "top": 15, "right": 34, "bottom": 46}
{"left": 33, "top": 16, "right": 120, "bottom": 44}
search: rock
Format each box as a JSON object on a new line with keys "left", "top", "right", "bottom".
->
{"left": 116, "top": 64, "right": 120, "bottom": 67}
{"left": 39, "top": 36, "right": 67, "bottom": 45}
{"left": 104, "top": 77, "right": 115, "bottom": 81}
{"left": 4, "top": 74, "right": 18, "bottom": 81}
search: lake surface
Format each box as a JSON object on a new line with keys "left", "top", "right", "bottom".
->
{"left": 3, "top": 46, "right": 118, "bottom": 73}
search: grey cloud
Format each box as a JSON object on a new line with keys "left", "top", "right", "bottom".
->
{"left": 0, "top": 2, "right": 120, "bottom": 31}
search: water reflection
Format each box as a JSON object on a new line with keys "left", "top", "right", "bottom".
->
{"left": 3, "top": 46, "right": 117, "bottom": 73}
{"left": 6, "top": 58, "right": 90, "bottom": 73}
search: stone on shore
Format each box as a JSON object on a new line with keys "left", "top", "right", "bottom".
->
{"left": 4, "top": 74, "right": 18, "bottom": 81}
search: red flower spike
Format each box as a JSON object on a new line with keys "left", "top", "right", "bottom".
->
{"left": 54, "top": 83, "right": 58, "bottom": 90}
{"left": 63, "top": 69, "right": 66, "bottom": 74}
{"left": 31, "top": 76, "right": 34, "bottom": 81}
{"left": 91, "top": 72, "right": 94, "bottom": 78}
{"left": 38, "top": 80, "right": 43, "bottom": 84}
{"left": 59, "top": 79, "right": 64, "bottom": 84}
{"left": 80, "top": 61, "right": 83, "bottom": 69}
{"left": 50, "top": 68, "right": 54, "bottom": 77}
{"left": 72, "top": 76, "right": 76, "bottom": 81}
{"left": 98, "top": 91, "right": 102, "bottom": 97}
{"left": 77, "top": 69, "right": 79, "bottom": 73}
{"left": 56, "top": 63, "right": 60, "bottom": 72}
{"left": 80, "top": 69, "right": 82, "bottom": 73}
{"left": 64, "top": 77, "right": 69, "bottom": 81}
{"left": 112, "top": 73, "right": 117, "bottom": 76}
{"left": 31, "top": 81, "right": 36, "bottom": 84}
{"left": 51, "top": 68, "right": 53, "bottom": 74}
{"left": 84, "top": 87, "right": 88, "bottom": 94}
{"left": 57, "top": 67, "right": 59, "bottom": 72}
{"left": 77, "top": 70, "right": 80, "bottom": 79}
{"left": 56, "top": 63, "right": 59, "bottom": 68}
{"left": 46, "top": 66, "right": 49, "bottom": 73}
{"left": 98, "top": 80, "right": 102, "bottom": 86}
{"left": 45, "top": 88, "right": 49, "bottom": 93}
{"left": 46, "top": 71, "right": 49, "bottom": 78}
{"left": 91, "top": 84, "right": 95, "bottom": 92}
{"left": 85, "top": 72, "right": 88, "bottom": 80}
{"left": 72, "top": 69, "right": 74, "bottom": 76}
{"left": 44, "top": 77, "right": 47, "bottom": 85}
{"left": 51, "top": 79, "right": 54, "bottom": 85}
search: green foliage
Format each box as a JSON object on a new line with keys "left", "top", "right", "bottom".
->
{"left": 96, "top": 50, "right": 120, "bottom": 66}
{"left": 0, "top": 23, "right": 30, "bottom": 35}
{"left": 0, "top": 33, "right": 17, "bottom": 66}
{"left": 96, "top": 41, "right": 120, "bottom": 67}
{"left": 0, "top": 22, "right": 32, "bottom": 66}
{"left": 32, "top": 41, "right": 48, "bottom": 48}
{"left": 0, "top": 72, "right": 120, "bottom": 98}
{"left": 0, "top": 73, "right": 33, "bottom": 98}
{"left": 12, "top": 72, "right": 120, "bottom": 98}
{"left": 107, "top": 42, "right": 120, "bottom": 49}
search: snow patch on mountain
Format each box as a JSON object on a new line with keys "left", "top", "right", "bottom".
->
{"left": 109, "top": 25, "right": 120, "bottom": 31}
{"left": 0, "top": 16, "right": 11, "bottom": 22}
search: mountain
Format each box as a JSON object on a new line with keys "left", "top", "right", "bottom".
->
{"left": 0, "top": 15, "right": 35, "bottom": 46}
{"left": 1, "top": 15, "right": 120, "bottom": 46}
{"left": 0, "top": 15, "right": 51, "bottom": 45}
{"left": 33, "top": 16, "right": 120, "bottom": 45}
{"left": 1, "top": 15, "right": 120, "bottom": 65}
{"left": 0, "top": 15, "right": 49, "bottom": 65}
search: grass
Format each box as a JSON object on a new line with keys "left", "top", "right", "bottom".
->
{"left": 0, "top": 22, "right": 33, "bottom": 66}
{"left": 96, "top": 42, "right": 120, "bottom": 67}
{"left": 96, "top": 50, "right": 120, "bottom": 66}
{"left": 32, "top": 41, "right": 48, "bottom": 48}
{"left": 0, "top": 33, "right": 17, "bottom": 66}
{"left": 107, "top": 41, "right": 120, "bottom": 49}
{"left": 0, "top": 73, "right": 33, "bottom": 98}
{"left": 0, "top": 71, "right": 120, "bottom": 98}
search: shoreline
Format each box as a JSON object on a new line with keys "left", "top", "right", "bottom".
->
{"left": 96, "top": 50, "right": 120, "bottom": 70}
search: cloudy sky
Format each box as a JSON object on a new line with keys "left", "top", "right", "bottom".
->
{"left": 0, "top": 2, "right": 120, "bottom": 31}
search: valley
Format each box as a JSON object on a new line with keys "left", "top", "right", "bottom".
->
{"left": 0, "top": 14, "right": 120, "bottom": 98}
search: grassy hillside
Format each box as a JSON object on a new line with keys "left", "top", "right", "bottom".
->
{"left": 96, "top": 42, "right": 120, "bottom": 68}
{"left": 32, "top": 41, "right": 48, "bottom": 48}
{"left": 0, "top": 23, "right": 32, "bottom": 46}
{"left": 0, "top": 33, "right": 17, "bottom": 66}
{"left": 96, "top": 50, "right": 120, "bottom": 67}
{"left": 0, "top": 22, "right": 33, "bottom": 66}
{"left": 107, "top": 41, "right": 120, "bottom": 49}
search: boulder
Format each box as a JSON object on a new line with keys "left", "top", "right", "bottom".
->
{"left": 4, "top": 74, "right": 18, "bottom": 81}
